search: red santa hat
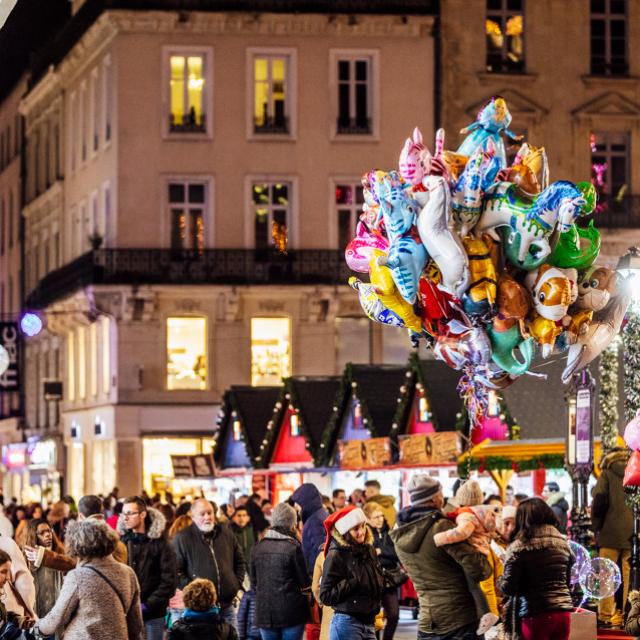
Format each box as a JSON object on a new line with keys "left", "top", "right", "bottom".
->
{"left": 323, "top": 505, "right": 367, "bottom": 556}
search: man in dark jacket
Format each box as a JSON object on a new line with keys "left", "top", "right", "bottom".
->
{"left": 173, "top": 498, "right": 247, "bottom": 630}
{"left": 542, "top": 482, "right": 569, "bottom": 534}
{"left": 390, "top": 475, "right": 491, "bottom": 640}
{"left": 231, "top": 507, "right": 255, "bottom": 568}
{"left": 121, "top": 496, "right": 177, "bottom": 640}
{"left": 290, "top": 483, "right": 328, "bottom": 575}
{"left": 592, "top": 448, "right": 633, "bottom": 627}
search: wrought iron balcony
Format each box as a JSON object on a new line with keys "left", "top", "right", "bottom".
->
{"left": 26, "top": 248, "right": 353, "bottom": 309}
{"left": 336, "top": 117, "right": 372, "bottom": 135}
{"left": 580, "top": 195, "right": 640, "bottom": 229}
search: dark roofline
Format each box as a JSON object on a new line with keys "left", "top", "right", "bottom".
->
{"left": 30, "top": 0, "right": 438, "bottom": 87}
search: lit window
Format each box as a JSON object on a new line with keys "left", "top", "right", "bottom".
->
{"left": 169, "top": 180, "right": 206, "bottom": 252}
{"left": 335, "top": 181, "right": 365, "bottom": 249}
{"left": 77, "top": 327, "right": 86, "bottom": 399}
{"left": 251, "top": 317, "right": 291, "bottom": 386}
{"left": 89, "top": 322, "right": 97, "bottom": 397}
{"left": 252, "top": 181, "right": 291, "bottom": 250}
{"left": 591, "top": 131, "right": 629, "bottom": 201}
{"left": 253, "top": 55, "right": 289, "bottom": 134}
{"left": 486, "top": 0, "right": 525, "bottom": 74}
{"left": 290, "top": 412, "right": 300, "bottom": 436}
{"left": 101, "top": 317, "right": 110, "bottom": 394}
{"left": 169, "top": 54, "right": 206, "bottom": 133}
{"left": 591, "top": 0, "right": 627, "bottom": 76}
{"left": 67, "top": 332, "right": 75, "bottom": 402}
{"left": 335, "top": 54, "right": 375, "bottom": 135}
{"left": 167, "top": 317, "right": 207, "bottom": 390}
{"left": 418, "top": 393, "right": 431, "bottom": 423}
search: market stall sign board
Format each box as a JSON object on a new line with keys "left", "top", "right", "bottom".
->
{"left": 339, "top": 437, "right": 392, "bottom": 469}
{"left": 171, "top": 455, "right": 194, "bottom": 478}
{"left": 399, "top": 431, "right": 461, "bottom": 466}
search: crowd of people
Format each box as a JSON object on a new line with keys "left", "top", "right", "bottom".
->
{"left": 0, "top": 457, "right": 630, "bottom": 640}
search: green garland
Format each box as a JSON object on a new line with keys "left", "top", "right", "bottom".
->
{"left": 599, "top": 341, "right": 620, "bottom": 457}
{"left": 458, "top": 453, "right": 566, "bottom": 477}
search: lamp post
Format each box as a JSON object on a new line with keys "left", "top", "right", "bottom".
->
{"left": 566, "top": 368, "right": 595, "bottom": 547}
{"left": 618, "top": 247, "right": 640, "bottom": 591}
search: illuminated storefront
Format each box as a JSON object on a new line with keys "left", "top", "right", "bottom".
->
{"left": 251, "top": 317, "right": 291, "bottom": 386}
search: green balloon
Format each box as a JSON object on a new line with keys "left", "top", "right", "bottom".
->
{"left": 497, "top": 227, "right": 548, "bottom": 271}
{"left": 576, "top": 181, "right": 597, "bottom": 215}
{"left": 548, "top": 221, "right": 601, "bottom": 270}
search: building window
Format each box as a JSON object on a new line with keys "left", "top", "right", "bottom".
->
{"left": 67, "top": 332, "right": 75, "bottom": 402}
{"left": 591, "top": 131, "right": 629, "bottom": 200}
{"left": 251, "top": 181, "right": 291, "bottom": 250}
{"left": 101, "top": 182, "right": 111, "bottom": 242}
{"left": 168, "top": 52, "right": 208, "bottom": 133}
{"left": 69, "top": 91, "right": 77, "bottom": 172}
{"left": 334, "top": 53, "right": 375, "bottom": 135}
{"left": 103, "top": 55, "right": 112, "bottom": 143}
{"left": 251, "top": 51, "right": 293, "bottom": 134}
{"left": 168, "top": 180, "right": 206, "bottom": 251}
{"left": 335, "top": 181, "right": 364, "bottom": 249}
{"left": 486, "top": 0, "right": 525, "bottom": 73}
{"left": 166, "top": 316, "right": 207, "bottom": 391}
{"left": 101, "top": 316, "right": 110, "bottom": 394}
{"left": 251, "top": 317, "right": 291, "bottom": 386}
{"left": 591, "top": 0, "right": 627, "bottom": 76}
{"left": 80, "top": 81, "right": 87, "bottom": 163}
{"left": 90, "top": 68, "right": 99, "bottom": 153}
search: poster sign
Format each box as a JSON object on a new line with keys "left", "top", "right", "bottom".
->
{"left": 0, "top": 323, "right": 19, "bottom": 392}
{"left": 170, "top": 455, "right": 194, "bottom": 478}
{"left": 339, "top": 437, "right": 392, "bottom": 469}
{"left": 398, "top": 432, "right": 461, "bottom": 466}
{"left": 575, "top": 389, "right": 592, "bottom": 466}
{"left": 192, "top": 454, "right": 216, "bottom": 478}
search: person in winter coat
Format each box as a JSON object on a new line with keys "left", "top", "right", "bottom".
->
{"left": 592, "top": 448, "right": 633, "bottom": 627}
{"left": 33, "top": 519, "right": 144, "bottom": 640}
{"left": 23, "top": 519, "right": 64, "bottom": 638}
{"left": 363, "top": 503, "right": 402, "bottom": 640}
{"left": 312, "top": 547, "right": 333, "bottom": 640}
{"left": 542, "top": 482, "right": 569, "bottom": 534}
{"left": 625, "top": 590, "right": 640, "bottom": 636}
{"left": 291, "top": 484, "right": 329, "bottom": 576}
{"left": 231, "top": 507, "right": 256, "bottom": 568}
{"left": 237, "top": 586, "right": 260, "bottom": 640}
{"left": 498, "top": 497, "right": 573, "bottom": 640}
{"left": 0, "top": 521, "right": 36, "bottom": 620}
{"left": 319, "top": 506, "right": 384, "bottom": 640}
{"left": 173, "top": 498, "right": 247, "bottom": 628}
{"left": 390, "top": 475, "right": 491, "bottom": 640}
{"left": 0, "top": 549, "right": 34, "bottom": 638}
{"left": 251, "top": 503, "right": 311, "bottom": 639}
{"left": 364, "top": 480, "right": 397, "bottom": 528}
{"left": 168, "top": 578, "right": 238, "bottom": 640}
{"left": 120, "top": 496, "right": 178, "bottom": 640}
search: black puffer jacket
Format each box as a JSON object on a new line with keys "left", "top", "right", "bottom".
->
{"left": 173, "top": 523, "right": 246, "bottom": 607}
{"left": 498, "top": 525, "right": 573, "bottom": 619}
{"left": 250, "top": 528, "right": 310, "bottom": 629}
{"left": 319, "top": 527, "right": 384, "bottom": 624}
{"left": 119, "top": 508, "right": 177, "bottom": 621}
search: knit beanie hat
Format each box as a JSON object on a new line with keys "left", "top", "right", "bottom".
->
{"left": 270, "top": 503, "right": 297, "bottom": 531}
{"left": 455, "top": 480, "right": 483, "bottom": 507}
{"left": 407, "top": 474, "right": 442, "bottom": 506}
{"left": 323, "top": 506, "right": 367, "bottom": 556}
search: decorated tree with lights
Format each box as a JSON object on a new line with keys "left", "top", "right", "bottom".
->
{"left": 599, "top": 341, "right": 620, "bottom": 456}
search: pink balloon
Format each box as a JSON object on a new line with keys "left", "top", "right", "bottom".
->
{"left": 624, "top": 410, "right": 640, "bottom": 451}
{"left": 345, "top": 221, "right": 389, "bottom": 273}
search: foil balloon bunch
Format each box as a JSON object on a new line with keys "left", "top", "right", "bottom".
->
{"left": 346, "top": 96, "right": 631, "bottom": 426}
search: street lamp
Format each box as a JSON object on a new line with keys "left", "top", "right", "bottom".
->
{"left": 617, "top": 247, "right": 640, "bottom": 591}
{"left": 566, "top": 368, "right": 595, "bottom": 547}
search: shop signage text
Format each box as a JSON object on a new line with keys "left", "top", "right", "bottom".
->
{"left": 0, "top": 323, "right": 19, "bottom": 392}
{"left": 171, "top": 453, "right": 216, "bottom": 478}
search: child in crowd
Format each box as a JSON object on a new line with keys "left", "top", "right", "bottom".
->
{"left": 434, "top": 480, "right": 501, "bottom": 635}
{"left": 0, "top": 549, "right": 34, "bottom": 638}
{"left": 237, "top": 586, "right": 260, "bottom": 640}
{"left": 168, "top": 578, "right": 238, "bottom": 640}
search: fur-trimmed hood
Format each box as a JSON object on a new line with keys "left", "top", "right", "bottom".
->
{"left": 601, "top": 448, "right": 630, "bottom": 477}
{"left": 504, "top": 524, "right": 569, "bottom": 562}
{"left": 630, "top": 589, "right": 640, "bottom": 606}
{"left": 117, "top": 507, "right": 166, "bottom": 540}
{"left": 329, "top": 524, "right": 374, "bottom": 549}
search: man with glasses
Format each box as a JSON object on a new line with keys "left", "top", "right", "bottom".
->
{"left": 172, "top": 498, "right": 246, "bottom": 630}
{"left": 121, "top": 496, "right": 177, "bottom": 640}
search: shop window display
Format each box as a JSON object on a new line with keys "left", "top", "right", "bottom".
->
{"left": 166, "top": 317, "right": 207, "bottom": 390}
{"left": 251, "top": 317, "right": 291, "bottom": 386}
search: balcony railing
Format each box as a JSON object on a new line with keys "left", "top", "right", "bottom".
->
{"left": 336, "top": 117, "right": 372, "bottom": 135}
{"left": 579, "top": 195, "right": 640, "bottom": 229}
{"left": 26, "top": 248, "right": 353, "bottom": 309}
